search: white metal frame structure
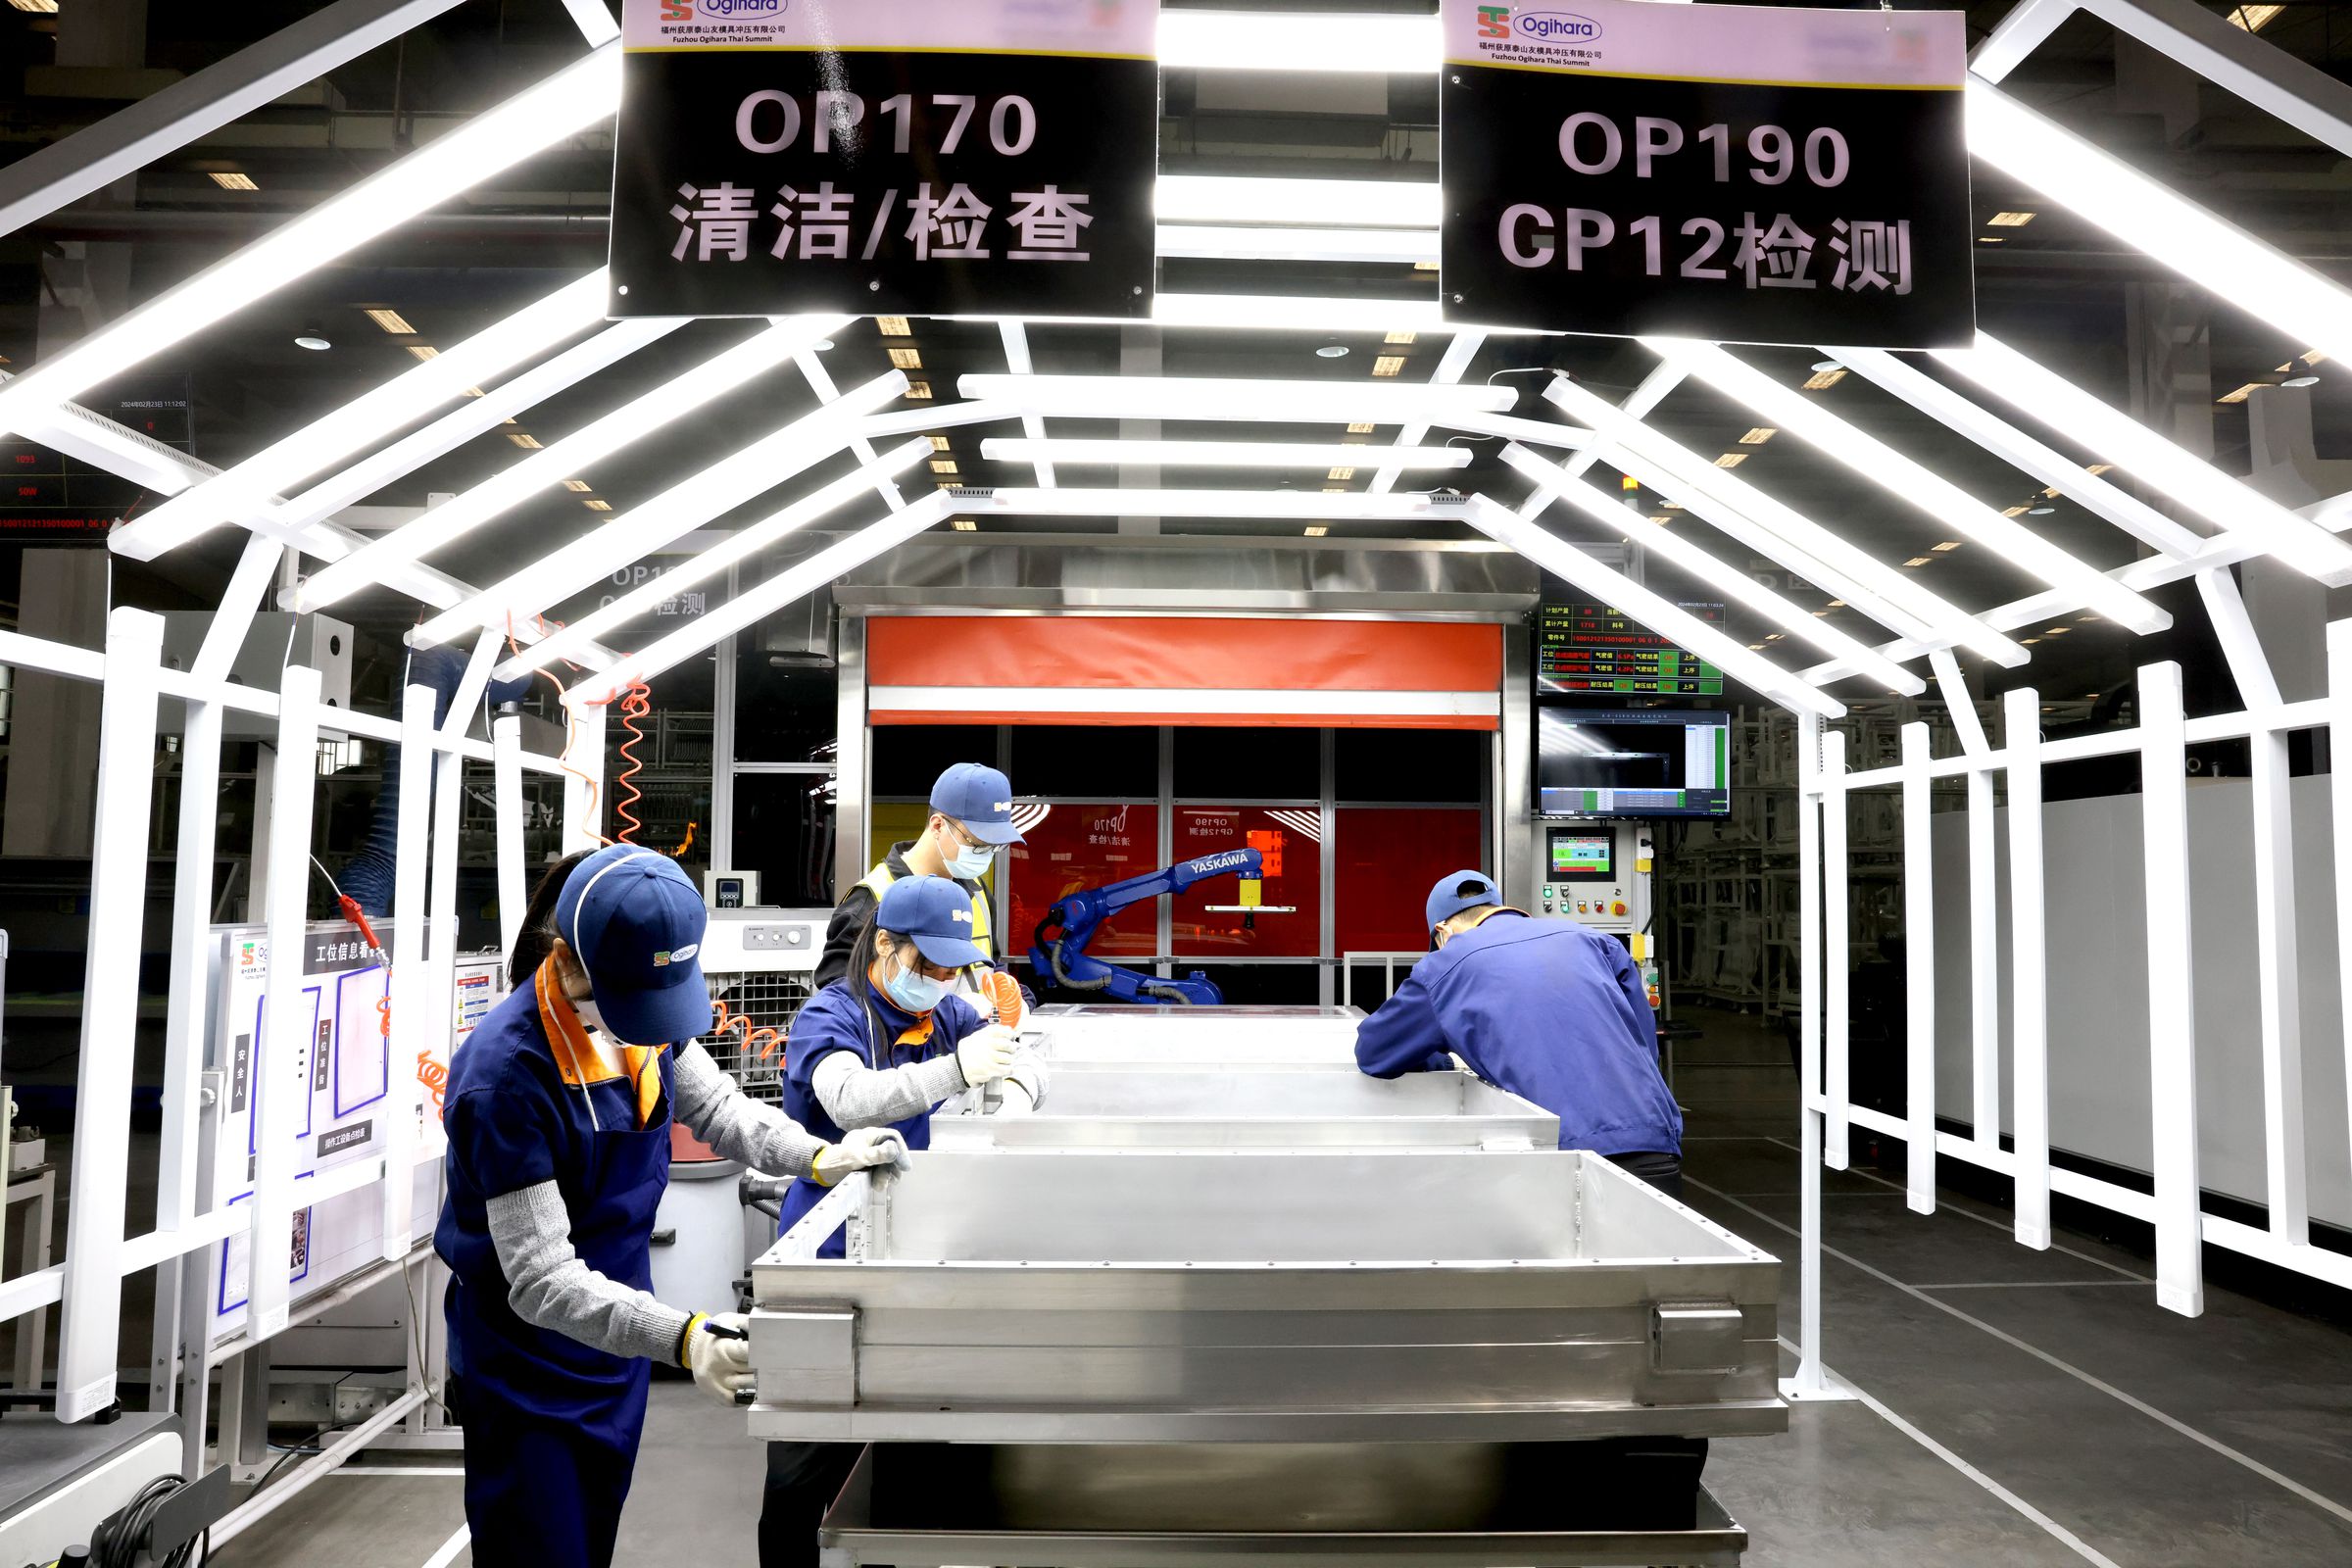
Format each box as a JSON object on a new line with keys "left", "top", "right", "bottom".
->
{"left": 0, "top": 0, "right": 2342, "bottom": 1493}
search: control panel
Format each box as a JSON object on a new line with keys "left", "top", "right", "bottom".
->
{"left": 1527, "top": 820, "right": 1662, "bottom": 1011}
{"left": 696, "top": 909, "right": 823, "bottom": 973}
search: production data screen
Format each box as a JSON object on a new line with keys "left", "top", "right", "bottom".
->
{"left": 1536, "top": 708, "right": 1731, "bottom": 819}
{"left": 1549, "top": 832, "right": 1614, "bottom": 878}
{"left": 1537, "top": 603, "right": 1726, "bottom": 698}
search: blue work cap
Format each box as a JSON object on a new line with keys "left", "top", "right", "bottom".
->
{"left": 876, "top": 874, "right": 990, "bottom": 970}
{"left": 1425, "top": 869, "right": 1502, "bottom": 939}
{"left": 556, "top": 845, "right": 711, "bottom": 1046}
{"left": 929, "top": 761, "right": 1024, "bottom": 845}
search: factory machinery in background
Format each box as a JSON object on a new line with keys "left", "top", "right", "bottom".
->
{"left": 1027, "top": 847, "right": 1267, "bottom": 1006}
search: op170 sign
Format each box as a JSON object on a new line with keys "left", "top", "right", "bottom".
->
{"left": 609, "top": 0, "right": 1157, "bottom": 320}
{"left": 1440, "top": 0, "right": 1973, "bottom": 348}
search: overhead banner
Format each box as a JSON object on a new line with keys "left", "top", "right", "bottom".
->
{"left": 609, "top": 0, "right": 1158, "bottom": 321}
{"left": 1440, "top": 1, "right": 1973, "bottom": 347}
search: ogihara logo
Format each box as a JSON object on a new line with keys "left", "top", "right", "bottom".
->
{"left": 1477, "top": 5, "right": 1512, "bottom": 38}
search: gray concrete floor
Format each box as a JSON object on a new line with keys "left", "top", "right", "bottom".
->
{"left": 205, "top": 1007, "right": 2352, "bottom": 1567}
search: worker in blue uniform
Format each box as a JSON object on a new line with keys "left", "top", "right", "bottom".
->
{"left": 814, "top": 761, "right": 1027, "bottom": 999}
{"left": 760, "top": 874, "right": 1044, "bottom": 1568}
{"left": 436, "top": 844, "right": 909, "bottom": 1568}
{"left": 1354, "top": 868, "right": 1685, "bottom": 1196}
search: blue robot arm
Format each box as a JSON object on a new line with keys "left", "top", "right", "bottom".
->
{"left": 1027, "top": 847, "right": 1264, "bottom": 1006}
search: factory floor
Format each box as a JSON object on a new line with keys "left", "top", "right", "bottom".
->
{"left": 199, "top": 1006, "right": 2352, "bottom": 1566}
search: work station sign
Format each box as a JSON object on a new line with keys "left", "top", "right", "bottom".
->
{"left": 608, "top": 0, "right": 1158, "bottom": 320}
{"left": 1440, "top": 0, "right": 1973, "bottom": 347}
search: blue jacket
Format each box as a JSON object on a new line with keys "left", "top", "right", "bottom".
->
{"left": 1354, "top": 911, "right": 1680, "bottom": 1157}
{"left": 777, "top": 975, "right": 988, "bottom": 1251}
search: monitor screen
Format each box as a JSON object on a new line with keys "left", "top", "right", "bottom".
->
{"left": 1536, "top": 707, "right": 1731, "bottom": 819}
{"left": 1548, "top": 830, "right": 1614, "bottom": 879}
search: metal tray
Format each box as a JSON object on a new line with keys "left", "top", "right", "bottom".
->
{"left": 1029, "top": 1004, "right": 1366, "bottom": 1065}
{"left": 750, "top": 1149, "right": 1784, "bottom": 1445}
{"left": 936, "top": 1063, "right": 1559, "bottom": 1150}
{"left": 817, "top": 1442, "right": 1748, "bottom": 1566}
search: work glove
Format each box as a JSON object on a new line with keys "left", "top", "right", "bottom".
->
{"left": 998, "top": 1051, "right": 1049, "bottom": 1112}
{"left": 683, "top": 1312, "right": 754, "bottom": 1408}
{"left": 811, "top": 1126, "right": 911, "bottom": 1186}
{"left": 992, "top": 1078, "right": 1039, "bottom": 1118}
{"left": 956, "top": 1022, "right": 1020, "bottom": 1089}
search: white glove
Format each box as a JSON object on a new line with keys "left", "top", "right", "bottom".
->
{"left": 1001, "top": 1051, "right": 1049, "bottom": 1109}
{"left": 991, "top": 1078, "right": 1038, "bottom": 1118}
{"left": 956, "top": 1023, "right": 1019, "bottom": 1088}
{"left": 812, "top": 1126, "right": 910, "bottom": 1186}
{"left": 685, "top": 1312, "right": 753, "bottom": 1408}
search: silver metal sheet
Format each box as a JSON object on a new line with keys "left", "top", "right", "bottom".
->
{"left": 934, "top": 1064, "right": 1558, "bottom": 1150}
{"left": 1030, "top": 1004, "right": 1366, "bottom": 1065}
{"left": 817, "top": 1445, "right": 1749, "bottom": 1566}
{"left": 750, "top": 1150, "right": 1784, "bottom": 1445}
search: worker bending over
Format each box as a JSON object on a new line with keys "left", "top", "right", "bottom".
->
{"left": 1354, "top": 868, "right": 1684, "bottom": 1196}
{"left": 816, "top": 761, "right": 1025, "bottom": 999}
{"left": 763, "top": 873, "right": 1042, "bottom": 1566}
{"left": 436, "top": 845, "right": 906, "bottom": 1568}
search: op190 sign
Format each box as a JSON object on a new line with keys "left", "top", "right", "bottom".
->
{"left": 1440, "top": 0, "right": 1973, "bottom": 348}
{"left": 609, "top": 0, "right": 1157, "bottom": 320}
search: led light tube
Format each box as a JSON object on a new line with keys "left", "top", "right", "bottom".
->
{"left": 982, "top": 489, "right": 1440, "bottom": 520}
{"left": 113, "top": 272, "right": 612, "bottom": 562}
{"left": 979, "top": 438, "right": 1470, "bottom": 470}
{"left": 298, "top": 317, "right": 847, "bottom": 611}
{"left": 1934, "top": 333, "right": 2352, "bottom": 587}
{"left": 0, "top": 45, "right": 621, "bottom": 439}
{"left": 411, "top": 370, "right": 906, "bottom": 647}
{"left": 1150, "top": 292, "right": 1535, "bottom": 336}
{"left": 1649, "top": 338, "right": 2169, "bottom": 633}
{"left": 959, "top": 374, "right": 1516, "bottom": 422}
{"left": 1536, "top": 377, "right": 2026, "bottom": 664}
{"left": 1157, "top": 10, "right": 1438, "bottom": 73}
{"left": 1157, "top": 224, "right": 1437, "bottom": 266}
{"left": 497, "top": 439, "right": 933, "bottom": 679}
{"left": 1463, "top": 494, "right": 1843, "bottom": 718}
{"left": 1155, "top": 175, "right": 1441, "bottom": 229}
{"left": 1499, "top": 443, "right": 1925, "bottom": 694}
{"left": 576, "top": 494, "right": 957, "bottom": 706}
{"left": 1967, "top": 80, "right": 2352, "bottom": 368}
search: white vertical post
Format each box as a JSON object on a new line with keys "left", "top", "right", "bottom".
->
{"left": 381, "top": 684, "right": 436, "bottom": 1261}
{"left": 564, "top": 698, "right": 607, "bottom": 854}
{"left": 2139, "top": 662, "right": 2204, "bottom": 1318}
{"left": 2330, "top": 620, "right": 2352, "bottom": 1213}
{"left": 54, "top": 609, "right": 166, "bottom": 1423}
{"left": 1900, "top": 722, "right": 1936, "bottom": 1214}
{"left": 1788, "top": 710, "right": 1828, "bottom": 1397}
{"left": 1932, "top": 649, "right": 2002, "bottom": 1154}
{"left": 2003, "top": 687, "right": 2052, "bottom": 1250}
{"left": 492, "top": 712, "right": 526, "bottom": 956}
{"left": 1823, "top": 726, "right": 1851, "bottom": 1170}
{"left": 247, "top": 662, "right": 323, "bottom": 1345}
{"left": 423, "top": 744, "right": 466, "bottom": 1152}
{"left": 2251, "top": 717, "right": 2309, "bottom": 1245}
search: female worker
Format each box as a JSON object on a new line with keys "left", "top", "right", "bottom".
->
{"left": 436, "top": 844, "right": 908, "bottom": 1568}
{"left": 760, "top": 874, "right": 1046, "bottom": 1568}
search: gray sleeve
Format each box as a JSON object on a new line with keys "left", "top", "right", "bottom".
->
{"left": 672, "top": 1042, "right": 825, "bottom": 1177}
{"left": 811, "top": 1046, "right": 968, "bottom": 1129}
{"left": 486, "top": 1182, "right": 691, "bottom": 1365}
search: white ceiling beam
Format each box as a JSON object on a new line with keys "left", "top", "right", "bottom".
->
{"left": 410, "top": 371, "right": 906, "bottom": 647}
{"left": 1157, "top": 224, "right": 1437, "bottom": 266}
{"left": 0, "top": 44, "right": 622, "bottom": 440}
{"left": 996, "top": 323, "right": 1056, "bottom": 490}
{"left": 1155, "top": 175, "right": 1439, "bottom": 228}
{"left": 1371, "top": 332, "right": 1486, "bottom": 495}
{"left": 799, "top": 351, "right": 909, "bottom": 515}
{"left": 959, "top": 374, "right": 1517, "bottom": 422}
{"left": 1463, "top": 494, "right": 1843, "bottom": 719}
{"left": 112, "top": 270, "right": 615, "bottom": 562}
{"left": 979, "top": 439, "right": 1471, "bottom": 470}
{"left": 978, "top": 488, "right": 1445, "bottom": 520}
{"left": 1500, "top": 442, "right": 1928, "bottom": 695}
{"left": 573, "top": 493, "right": 958, "bottom": 706}
{"left": 1651, "top": 337, "right": 2171, "bottom": 634}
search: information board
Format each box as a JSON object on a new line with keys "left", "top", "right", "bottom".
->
{"left": 0, "top": 382, "right": 192, "bottom": 543}
{"left": 1440, "top": 0, "right": 1973, "bottom": 346}
{"left": 608, "top": 0, "right": 1158, "bottom": 320}
{"left": 207, "top": 922, "right": 507, "bottom": 1339}
{"left": 1538, "top": 603, "right": 1725, "bottom": 697}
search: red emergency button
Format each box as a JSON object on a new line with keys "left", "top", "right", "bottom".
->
{"left": 1611, "top": 901, "right": 1628, "bottom": 917}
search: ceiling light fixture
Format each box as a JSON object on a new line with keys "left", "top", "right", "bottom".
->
{"left": 1370, "top": 356, "right": 1407, "bottom": 377}
{"left": 1316, "top": 345, "right": 1350, "bottom": 359}
{"left": 583, "top": 498, "right": 612, "bottom": 512}
{"left": 366, "top": 308, "right": 417, "bottom": 335}
{"left": 2027, "top": 506, "right": 2055, "bottom": 514}
{"left": 1347, "top": 421, "right": 1378, "bottom": 435}
{"left": 888, "top": 347, "right": 923, "bottom": 370}
{"left": 1714, "top": 453, "right": 1747, "bottom": 467}
{"left": 563, "top": 478, "right": 593, "bottom": 493}
{"left": 961, "top": 373, "right": 1515, "bottom": 422}
{"left": 2217, "top": 383, "right": 2263, "bottom": 404}
{"left": 1655, "top": 336, "right": 2167, "bottom": 630}
{"left": 0, "top": 46, "right": 622, "bottom": 441}
{"left": 905, "top": 380, "right": 933, "bottom": 400}
{"left": 293, "top": 319, "right": 855, "bottom": 610}
{"left": 508, "top": 432, "right": 542, "bottom": 449}
{"left": 951, "top": 518, "right": 977, "bottom": 531}
{"left": 928, "top": 435, "right": 952, "bottom": 452}
{"left": 210, "top": 171, "right": 259, "bottom": 191}
{"left": 1156, "top": 175, "right": 1442, "bottom": 229}
{"left": 2230, "top": 4, "right": 2284, "bottom": 30}
{"left": 1933, "top": 541, "right": 1962, "bottom": 552}
{"left": 1904, "top": 556, "right": 1935, "bottom": 566}
{"left": 1986, "top": 211, "right": 2036, "bottom": 227}
{"left": 980, "top": 438, "right": 1469, "bottom": 470}
{"left": 1740, "top": 427, "right": 1776, "bottom": 444}
{"left": 1386, "top": 331, "right": 1418, "bottom": 346}
{"left": 293, "top": 334, "right": 331, "bottom": 352}
{"left": 1802, "top": 368, "right": 1846, "bottom": 391}
{"left": 930, "top": 459, "right": 958, "bottom": 475}
{"left": 1327, "top": 466, "right": 1356, "bottom": 481}
{"left": 406, "top": 346, "right": 440, "bottom": 362}
{"left": 5, "top": 2, "right": 60, "bottom": 14}
{"left": 1303, "top": 525, "right": 1330, "bottom": 537}
{"left": 876, "top": 316, "right": 912, "bottom": 336}
{"left": 1966, "top": 80, "right": 2352, "bottom": 367}
{"left": 2284, "top": 374, "right": 2321, "bottom": 388}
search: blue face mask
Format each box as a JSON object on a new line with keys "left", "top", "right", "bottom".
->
{"left": 882, "top": 955, "right": 949, "bottom": 1014}
{"left": 946, "top": 839, "right": 996, "bottom": 880}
